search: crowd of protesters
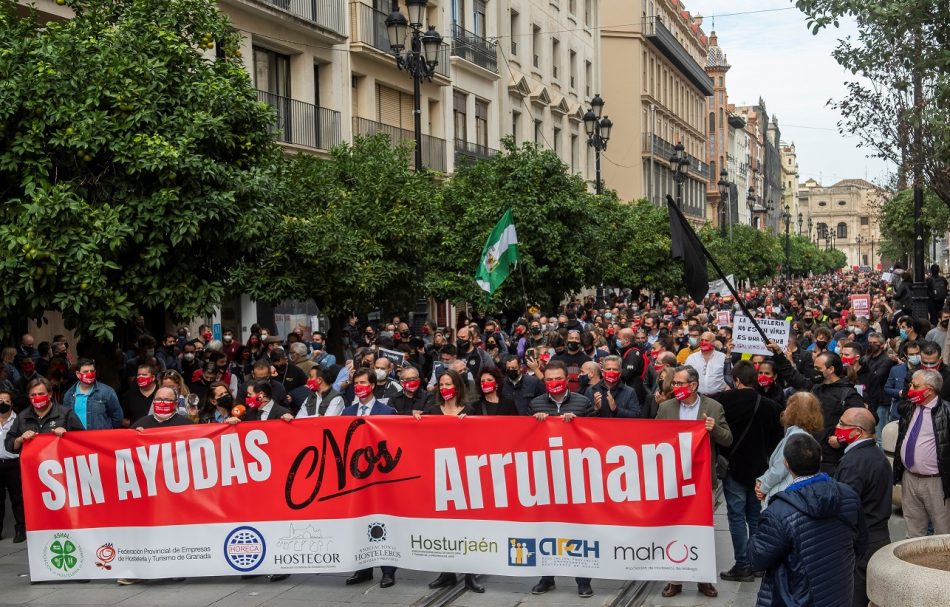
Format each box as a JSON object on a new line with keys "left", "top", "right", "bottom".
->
{"left": 0, "top": 266, "right": 947, "bottom": 606}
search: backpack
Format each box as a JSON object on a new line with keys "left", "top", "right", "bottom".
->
{"left": 932, "top": 276, "right": 948, "bottom": 302}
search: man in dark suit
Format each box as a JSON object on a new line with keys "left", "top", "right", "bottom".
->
{"left": 834, "top": 407, "right": 892, "bottom": 607}
{"left": 527, "top": 360, "right": 595, "bottom": 598}
{"left": 242, "top": 380, "right": 292, "bottom": 422}
{"left": 343, "top": 369, "right": 397, "bottom": 588}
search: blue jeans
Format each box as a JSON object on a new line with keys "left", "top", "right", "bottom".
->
{"left": 876, "top": 405, "right": 890, "bottom": 444}
{"left": 722, "top": 475, "right": 759, "bottom": 569}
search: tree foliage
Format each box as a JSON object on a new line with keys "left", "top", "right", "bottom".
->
{"left": 795, "top": 0, "right": 949, "bottom": 206}
{"left": 877, "top": 188, "right": 950, "bottom": 264}
{"left": 0, "top": 0, "right": 278, "bottom": 340}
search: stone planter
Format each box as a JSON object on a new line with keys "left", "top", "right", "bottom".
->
{"left": 867, "top": 534, "right": 950, "bottom": 606}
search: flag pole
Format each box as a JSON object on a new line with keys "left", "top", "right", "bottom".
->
{"left": 667, "top": 195, "right": 772, "bottom": 345}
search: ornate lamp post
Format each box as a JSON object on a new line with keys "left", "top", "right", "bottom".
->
{"left": 798, "top": 212, "right": 803, "bottom": 236}
{"left": 583, "top": 94, "right": 612, "bottom": 195}
{"left": 783, "top": 203, "right": 791, "bottom": 278}
{"left": 717, "top": 168, "right": 730, "bottom": 238}
{"left": 385, "top": 0, "right": 443, "bottom": 171}
{"left": 746, "top": 185, "right": 756, "bottom": 227}
{"left": 670, "top": 142, "right": 690, "bottom": 208}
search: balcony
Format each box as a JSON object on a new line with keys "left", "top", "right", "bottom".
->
{"left": 454, "top": 139, "right": 499, "bottom": 166}
{"left": 643, "top": 17, "right": 713, "bottom": 96}
{"left": 230, "top": 0, "right": 346, "bottom": 38}
{"left": 257, "top": 90, "right": 342, "bottom": 151}
{"left": 351, "top": 2, "right": 449, "bottom": 79}
{"left": 450, "top": 22, "right": 498, "bottom": 73}
{"left": 643, "top": 134, "right": 711, "bottom": 181}
{"left": 353, "top": 117, "right": 447, "bottom": 172}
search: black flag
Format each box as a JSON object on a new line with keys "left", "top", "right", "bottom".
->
{"left": 667, "top": 195, "right": 708, "bottom": 304}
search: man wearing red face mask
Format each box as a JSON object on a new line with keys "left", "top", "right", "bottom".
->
{"left": 296, "top": 366, "right": 345, "bottom": 418}
{"left": 5, "top": 378, "right": 83, "bottom": 456}
{"left": 389, "top": 365, "right": 431, "bottom": 415}
{"left": 527, "top": 360, "right": 595, "bottom": 599}
{"left": 131, "top": 386, "right": 194, "bottom": 429}
{"left": 588, "top": 356, "right": 640, "bottom": 418}
{"left": 121, "top": 362, "right": 159, "bottom": 427}
{"left": 62, "top": 358, "right": 123, "bottom": 430}
{"left": 656, "top": 365, "right": 732, "bottom": 599}
{"left": 238, "top": 381, "right": 292, "bottom": 423}
{"left": 684, "top": 332, "right": 730, "bottom": 395}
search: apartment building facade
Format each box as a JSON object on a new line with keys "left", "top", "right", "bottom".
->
{"left": 798, "top": 178, "right": 883, "bottom": 269}
{"left": 600, "top": 0, "right": 713, "bottom": 220}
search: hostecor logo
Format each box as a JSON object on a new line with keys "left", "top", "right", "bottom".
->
{"left": 224, "top": 526, "right": 266, "bottom": 572}
{"left": 507, "top": 538, "right": 536, "bottom": 566}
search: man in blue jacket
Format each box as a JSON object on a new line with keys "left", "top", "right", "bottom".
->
{"left": 62, "top": 359, "right": 123, "bottom": 430}
{"left": 749, "top": 433, "right": 866, "bottom": 607}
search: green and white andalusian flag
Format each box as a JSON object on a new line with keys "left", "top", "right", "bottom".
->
{"left": 475, "top": 210, "right": 519, "bottom": 295}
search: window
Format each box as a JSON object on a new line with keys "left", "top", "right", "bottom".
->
{"left": 473, "top": 0, "right": 486, "bottom": 38}
{"left": 860, "top": 216, "right": 869, "bottom": 226}
{"left": 510, "top": 10, "right": 519, "bottom": 56}
{"left": 532, "top": 25, "right": 541, "bottom": 69}
{"left": 709, "top": 112, "right": 715, "bottom": 132}
{"left": 475, "top": 100, "right": 488, "bottom": 148}
{"left": 553, "top": 126, "right": 561, "bottom": 155}
{"left": 253, "top": 47, "right": 290, "bottom": 96}
{"left": 571, "top": 132, "right": 578, "bottom": 171}
{"left": 552, "top": 38, "right": 560, "bottom": 79}
{"left": 569, "top": 50, "right": 577, "bottom": 89}
{"left": 818, "top": 201, "right": 827, "bottom": 207}
{"left": 585, "top": 60, "right": 592, "bottom": 97}
{"left": 584, "top": 0, "right": 592, "bottom": 25}
{"left": 817, "top": 222, "right": 828, "bottom": 239}
{"left": 376, "top": 84, "right": 413, "bottom": 129}
{"left": 453, "top": 91, "right": 467, "bottom": 143}
{"left": 838, "top": 200, "right": 847, "bottom": 206}
{"left": 837, "top": 222, "right": 847, "bottom": 239}
{"left": 569, "top": 0, "right": 577, "bottom": 15}
{"left": 512, "top": 110, "right": 521, "bottom": 145}
{"left": 534, "top": 119, "right": 543, "bottom": 145}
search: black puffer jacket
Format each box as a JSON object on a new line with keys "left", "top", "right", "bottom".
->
{"left": 893, "top": 397, "right": 950, "bottom": 499}
{"left": 750, "top": 474, "right": 866, "bottom": 607}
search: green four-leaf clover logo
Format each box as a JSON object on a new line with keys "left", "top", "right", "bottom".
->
{"left": 49, "top": 539, "right": 78, "bottom": 572}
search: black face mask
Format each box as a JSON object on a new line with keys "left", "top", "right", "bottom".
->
{"left": 0, "top": 402, "right": 11, "bottom": 414}
{"left": 457, "top": 340, "right": 469, "bottom": 352}
{"left": 506, "top": 368, "right": 521, "bottom": 381}
{"left": 567, "top": 342, "right": 581, "bottom": 352}
{"left": 941, "top": 320, "right": 949, "bottom": 329}
{"left": 215, "top": 393, "right": 233, "bottom": 409}
{"left": 578, "top": 374, "right": 590, "bottom": 390}
{"left": 813, "top": 370, "right": 825, "bottom": 384}
{"left": 530, "top": 327, "right": 541, "bottom": 335}
{"left": 815, "top": 340, "right": 828, "bottom": 350}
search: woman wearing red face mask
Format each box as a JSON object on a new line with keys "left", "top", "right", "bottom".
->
{"left": 472, "top": 369, "right": 517, "bottom": 416}
{"left": 755, "top": 361, "right": 787, "bottom": 407}
{"left": 5, "top": 378, "right": 83, "bottom": 456}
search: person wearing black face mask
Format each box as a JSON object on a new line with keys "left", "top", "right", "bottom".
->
{"left": 553, "top": 330, "right": 592, "bottom": 393}
{"left": 500, "top": 354, "right": 544, "bottom": 415}
{"left": 0, "top": 390, "right": 25, "bottom": 542}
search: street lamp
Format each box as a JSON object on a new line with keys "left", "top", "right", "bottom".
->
{"left": 717, "top": 168, "right": 730, "bottom": 237}
{"left": 856, "top": 235, "right": 865, "bottom": 268}
{"left": 797, "top": 212, "right": 803, "bottom": 236}
{"left": 385, "top": 0, "right": 443, "bottom": 171}
{"left": 584, "top": 94, "right": 612, "bottom": 195}
{"left": 746, "top": 185, "right": 756, "bottom": 226}
{"left": 807, "top": 216, "right": 813, "bottom": 243}
{"left": 670, "top": 141, "right": 690, "bottom": 208}
{"left": 783, "top": 203, "right": 791, "bottom": 278}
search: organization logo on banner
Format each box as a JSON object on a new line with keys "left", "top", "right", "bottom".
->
{"left": 355, "top": 521, "right": 400, "bottom": 566}
{"left": 613, "top": 541, "right": 700, "bottom": 565}
{"left": 410, "top": 535, "right": 500, "bottom": 558}
{"left": 507, "top": 537, "right": 600, "bottom": 569}
{"left": 43, "top": 532, "right": 84, "bottom": 578}
{"left": 273, "top": 524, "right": 340, "bottom": 570}
{"left": 95, "top": 543, "right": 117, "bottom": 571}
{"left": 224, "top": 526, "right": 266, "bottom": 572}
{"left": 508, "top": 538, "right": 536, "bottom": 566}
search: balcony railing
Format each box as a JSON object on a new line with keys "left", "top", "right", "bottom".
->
{"left": 353, "top": 117, "right": 447, "bottom": 172}
{"left": 454, "top": 139, "right": 499, "bottom": 166}
{"left": 257, "top": 90, "right": 342, "bottom": 151}
{"left": 255, "top": 0, "right": 346, "bottom": 36}
{"left": 643, "top": 134, "right": 710, "bottom": 181}
{"left": 450, "top": 22, "right": 498, "bottom": 73}
{"left": 643, "top": 17, "right": 714, "bottom": 96}
{"left": 352, "top": 2, "right": 449, "bottom": 77}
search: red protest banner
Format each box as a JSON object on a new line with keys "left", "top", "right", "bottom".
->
{"left": 22, "top": 418, "right": 714, "bottom": 582}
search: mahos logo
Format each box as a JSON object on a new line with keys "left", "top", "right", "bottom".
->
{"left": 613, "top": 541, "right": 699, "bottom": 564}
{"left": 224, "top": 526, "right": 266, "bottom": 572}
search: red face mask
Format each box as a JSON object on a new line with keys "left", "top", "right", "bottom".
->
{"left": 153, "top": 399, "right": 177, "bottom": 416}
{"left": 354, "top": 384, "right": 374, "bottom": 400}
{"left": 833, "top": 426, "right": 862, "bottom": 445}
{"left": 753, "top": 362, "right": 761, "bottom": 371}
{"left": 653, "top": 362, "right": 664, "bottom": 372}
{"left": 757, "top": 374, "right": 775, "bottom": 388}
{"left": 246, "top": 393, "right": 264, "bottom": 409}
{"left": 699, "top": 341, "right": 714, "bottom": 352}
{"left": 306, "top": 378, "right": 320, "bottom": 391}
{"left": 440, "top": 385, "right": 457, "bottom": 401}
{"left": 79, "top": 371, "right": 96, "bottom": 385}
{"left": 545, "top": 379, "right": 568, "bottom": 396}
{"left": 515, "top": 326, "right": 526, "bottom": 335}
{"left": 603, "top": 370, "right": 621, "bottom": 384}
{"left": 30, "top": 394, "right": 50, "bottom": 410}
{"left": 539, "top": 353, "right": 551, "bottom": 366}
{"left": 202, "top": 332, "right": 213, "bottom": 341}
{"left": 672, "top": 385, "right": 694, "bottom": 402}
{"left": 402, "top": 379, "right": 421, "bottom": 393}
{"left": 907, "top": 387, "right": 930, "bottom": 405}
{"left": 841, "top": 355, "right": 857, "bottom": 367}
{"left": 22, "top": 362, "right": 35, "bottom": 375}
{"left": 136, "top": 374, "right": 153, "bottom": 388}
{"left": 480, "top": 380, "right": 497, "bottom": 394}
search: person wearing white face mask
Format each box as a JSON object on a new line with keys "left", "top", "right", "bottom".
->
{"left": 131, "top": 387, "right": 194, "bottom": 429}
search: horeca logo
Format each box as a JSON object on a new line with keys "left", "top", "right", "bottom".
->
{"left": 43, "top": 532, "right": 83, "bottom": 578}
{"left": 224, "top": 526, "right": 266, "bottom": 572}
{"left": 508, "top": 538, "right": 536, "bottom": 566}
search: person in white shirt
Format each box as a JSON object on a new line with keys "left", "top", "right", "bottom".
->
{"left": 0, "top": 389, "right": 24, "bottom": 542}
{"left": 685, "top": 331, "right": 730, "bottom": 395}
{"left": 297, "top": 367, "right": 345, "bottom": 418}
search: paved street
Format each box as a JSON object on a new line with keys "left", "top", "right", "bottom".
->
{"left": 0, "top": 495, "right": 907, "bottom": 607}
